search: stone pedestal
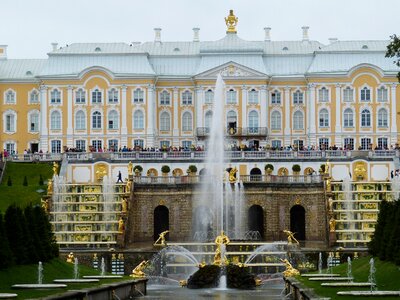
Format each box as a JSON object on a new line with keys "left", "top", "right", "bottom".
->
{"left": 329, "top": 231, "right": 336, "bottom": 247}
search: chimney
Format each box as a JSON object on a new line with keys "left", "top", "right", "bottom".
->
{"left": 0, "top": 45, "right": 7, "bottom": 59}
{"left": 301, "top": 26, "right": 310, "bottom": 41}
{"left": 51, "top": 42, "right": 58, "bottom": 51}
{"left": 328, "top": 38, "right": 338, "bottom": 44}
{"left": 264, "top": 27, "right": 271, "bottom": 41}
{"left": 193, "top": 27, "right": 200, "bottom": 42}
{"left": 154, "top": 28, "right": 162, "bottom": 43}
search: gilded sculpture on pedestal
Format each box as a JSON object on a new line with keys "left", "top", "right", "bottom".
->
{"left": 214, "top": 231, "right": 230, "bottom": 265}
{"left": 121, "top": 198, "right": 128, "bottom": 213}
{"left": 47, "top": 179, "right": 53, "bottom": 195}
{"left": 66, "top": 252, "right": 74, "bottom": 263}
{"left": 95, "top": 163, "right": 108, "bottom": 182}
{"left": 229, "top": 167, "right": 238, "bottom": 183}
{"left": 280, "top": 258, "right": 300, "bottom": 277}
{"left": 225, "top": 10, "right": 238, "bottom": 33}
{"left": 283, "top": 230, "right": 299, "bottom": 245}
{"left": 118, "top": 217, "right": 125, "bottom": 233}
{"left": 329, "top": 217, "right": 336, "bottom": 232}
{"left": 52, "top": 161, "right": 59, "bottom": 176}
{"left": 128, "top": 161, "right": 133, "bottom": 176}
{"left": 154, "top": 230, "right": 169, "bottom": 246}
{"left": 130, "top": 260, "right": 148, "bottom": 278}
{"left": 41, "top": 199, "right": 49, "bottom": 213}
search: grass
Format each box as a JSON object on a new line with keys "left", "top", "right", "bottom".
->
{"left": 0, "top": 162, "right": 53, "bottom": 212}
{"left": 0, "top": 258, "right": 130, "bottom": 299}
{"left": 297, "top": 256, "right": 400, "bottom": 300}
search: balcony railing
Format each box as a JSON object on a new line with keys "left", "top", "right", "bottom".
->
{"left": 240, "top": 174, "right": 323, "bottom": 184}
{"left": 196, "top": 127, "right": 268, "bottom": 138}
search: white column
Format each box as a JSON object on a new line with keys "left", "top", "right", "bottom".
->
{"left": 66, "top": 85, "right": 73, "bottom": 148}
{"left": 241, "top": 86, "right": 247, "bottom": 129}
{"left": 284, "top": 86, "right": 291, "bottom": 146}
{"left": 39, "top": 85, "right": 49, "bottom": 152}
{"left": 146, "top": 85, "right": 155, "bottom": 147}
{"left": 334, "top": 84, "right": 342, "bottom": 147}
{"left": 391, "top": 83, "right": 398, "bottom": 144}
{"left": 121, "top": 85, "right": 128, "bottom": 147}
{"left": 172, "top": 87, "right": 179, "bottom": 146}
{"left": 260, "top": 86, "right": 267, "bottom": 128}
{"left": 195, "top": 86, "right": 203, "bottom": 129}
{"left": 308, "top": 84, "right": 316, "bottom": 146}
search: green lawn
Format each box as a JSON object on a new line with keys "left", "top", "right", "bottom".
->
{"left": 297, "top": 256, "right": 400, "bottom": 300}
{"left": 0, "top": 258, "right": 129, "bottom": 299}
{"left": 0, "top": 162, "right": 53, "bottom": 212}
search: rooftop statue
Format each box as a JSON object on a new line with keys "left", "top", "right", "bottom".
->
{"left": 225, "top": 10, "right": 238, "bottom": 33}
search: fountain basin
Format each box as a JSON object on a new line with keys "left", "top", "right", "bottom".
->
{"left": 83, "top": 275, "right": 123, "bottom": 279}
{"left": 309, "top": 277, "right": 353, "bottom": 281}
{"left": 337, "top": 291, "right": 400, "bottom": 297}
{"left": 0, "top": 294, "right": 18, "bottom": 299}
{"left": 322, "top": 282, "right": 374, "bottom": 287}
{"left": 12, "top": 284, "right": 67, "bottom": 289}
{"left": 302, "top": 273, "right": 341, "bottom": 277}
{"left": 53, "top": 279, "right": 99, "bottom": 283}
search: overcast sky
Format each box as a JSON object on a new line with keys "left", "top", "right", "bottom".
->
{"left": 1, "top": 0, "right": 399, "bottom": 58}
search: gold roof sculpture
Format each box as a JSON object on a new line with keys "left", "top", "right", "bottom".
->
{"left": 225, "top": 10, "right": 238, "bottom": 33}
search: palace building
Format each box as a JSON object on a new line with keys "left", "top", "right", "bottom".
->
{"left": 0, "top": 13, "right": 399, "bottom": 155}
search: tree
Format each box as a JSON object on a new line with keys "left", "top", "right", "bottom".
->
{"left": 4, "top": 205, "right": 27, "bottom": 264}
{"left": 386, "top": 34, "right": 400, "bottom": 81}
{"left": 0, "top": 213, "right": 14, "bottom": 268}
{"left": 33, "top": 206, "right": 59, "bottom": 260}
{"left": 24, "top": 205, "right": 43, "bottom": 261}
{"left": 369, "top": 200, "right": 389, "bottom": 256}
{"left": 23, "top": 176, "right": 28, "bottom": 186}
{"left": 378, "top": 202, "right": 396, "bottom": 261}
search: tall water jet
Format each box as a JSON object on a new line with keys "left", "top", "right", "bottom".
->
{"left": 38, "top": 261, "right": 43, "bottom": 285}
{"left": 342, "top": 176, "right": 354, "bottom": 239}
{"left": 368, "top": 258, "right": 377, "bottom": 291}
{"left": 102, "top": 176, "right": 115, "bottom": 231}
{"left": 347, "top": 256, "right": 353, "bottom": 282}
{"left": 318, "top": 252, "right": 323, "bottom": 274}
{"left": 391, "top": 175, "right": 400, "bottom": 201}
{"left": 100, "top": 257, "right": 106, "bottom": 276}
{"left": 74, "top": 258, "right": 79, "bottom": 280}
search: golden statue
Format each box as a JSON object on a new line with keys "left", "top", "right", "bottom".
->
{"left": 328, "top": 197, "right": 333, "bottom": 212}
{"left": 179, "top": 280, "right": 187, "bottom": 287}
{"left": 326, "top": 177, "right": 331, "bottom": 192}
{"left": 280, "top": 258, "right": 300, "bottom": 277}
{"left": 154, "top": 230, "right": 169, "bottom": 246}
{"left": 128, "top": 161, "right": 133, "bottom": 176}
{"left": 329, "top": 217, "right": 336, "bottom": 232}
{"left": 225, "top": 10, "right": 238, "bottom": 33}
{"left": 41, "top": 199, "right": 49, "bottom": 213}
{"left": 47, "top": 179, "right": 53, "bottom": 195}
{"left": 255, "top": 278, "right": 262, "bottom": 286}
{"left": 354, "top": 162, "right": 367, "bottom": 180}
{"left": 325, "top": 160, "right": 330, "bottom": 175}
{"left": 283, "top": 230, "right": 299, "bottom": 245}
{"left": 229, "top": 167, "right": 238, "bottom": 183}
{"left": 121, "top": 198, "right": 128, "bottom": 213}
{"left": 95, "top": 164, "right": 107, "bottom": 182}
{"left": 66, "top": 252, "right": 74, "bottom": 263}
{"left": 214, "top": 231, "right": 230, "bottom": 265}
{"left": 198, "top": 261, "right": 206, "bottom": 268}
{"left": 130, "top": 260, "right": 148, "bottom": 278}
{"left": 118, "top": 217, "right": 125, "bottom": 233}
{"left": 52, "top": 161, "right": 59, "bottom": 176}
{"left": 126, "top": 180, "right": 132, "bottom": 193}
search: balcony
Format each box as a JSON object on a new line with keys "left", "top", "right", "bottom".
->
{"left": 196, "top": 127, "right": 268, "bottom": 138}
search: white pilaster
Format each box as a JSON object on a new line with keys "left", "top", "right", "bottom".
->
{"left": 260, "top": 86, "right": 267, "bottom": 128}
{"left": 121, "top": 85, "right": 128, "bottom": 147}
{"left": 284, "top": 86, "right": 291, "bottom": 146}
{"left": 66, "top": 85, "right": 73, "bottom": 148}
{"left": 308, "top": 84, "right": 316, "bottom": 146}
{"left": 241, "top": 86, "right": 247, "bottom": 129}
{"left": 195, "top": 86, "right": 203, "bottom": 130}
{"left": 334, "top": 84, "right": 342, "bottom": 147}
{"left": 146, "top": 85, "right": 156, "bottom": 147}
{"left": 173, "top": 87, "right": 179, "bottom": 146}
{"left": 391, "top": 83, "right": 398, "bottom": 144}
{"left": 39, "top": 85, "right": 49, "bottom": 152}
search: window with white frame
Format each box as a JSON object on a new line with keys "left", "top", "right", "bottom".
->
{"left": 75, "top": 88, "right": 86, "bottom": 104}
{"left": 160, "top": 91, "right": 170, "bottom": 105}
{"left": 51, "top": 140, "right": 61, "bottom": 153}
{"left": 248, "top": 111, "right": 259, "bottom": 132}
{"left": 361, "top": 137, "right": 372, "bottom": 150}
{"left": 319, "top": 109, "right": 329, "bottom": 127}
{"left": 360, "top": 87, "right": 371, "bottom": 102}
{"left": 344, "top": 138, "right": 354, "bottom": 150}
{"left": 92, "top": 89, "right": 102, "bottom": 104}
{"left": 133, "top": 110, "right": 144, "bottom": 130}
{"left": 182, "top": 112, "right": 192, "bottom": 131}
{"left": 108, "top": 88, "right": 119, "bottom": 103}
{"left": 5, "top": 142, "right": 15, "bottom": 154}
{"left": 160, "top": 111, "right": 170, "bottom": 131}
{"left": 182, "top": 91, "right": 192, "bottom": 105}
{"left": 293, "top": 90, "right": 304, "bottom": 104}
{"left": 5, "top": 113, "right": 15, "bottom": 132}
{"left": 378, "top": 108, "right": 388, "bottom": 128}
{"left": 271, "top": 111, "right": 281, "bottom": 130}
{"left": 205, "top": 89, "right": 214, "bottom": 104}
{"left": 50, "top": 89, "right": 61, "bottom": 104}
{"left": 226, "top": 89, "right": 237, "bottom": 104}
{"left": 182, "top": 140, "right": 192, "bottom": 149}
{"left": 160, "top": 140, "right": 170, "bottom": 148}
{"left": 343, "top": 87, "right": 354, "bottom": 102}
{"left": 5, "top": 90, "right": 16, "bottom": 104}
{"left": 361, "top": 109, "right": 371, "bottom": 127}
{"left": 271, "top": 90, "right": 281, "bottom": 104}
{"left": 319, "top": 138, "right": 329, "bottom": 150}
{"left": 29, "top": 112, "right": 39, "bottom": 132}
{"left": 50, "top": 111, "right": 61, "bottom": 130}
{"left": 92, "top": 140, "right": 102, "bottom": 151}
{"left": 134, "top": 139, "right": 144, "bottom": 149}
{"left": 248, "top": 89, "right": 259, "bottom": 104}
{"left": 205, "top": 111, "right": 212, "bottom": 130}
{"left": 92, "top": 111, "right": 102, "bottom": 129}
{"left": 318, "top": 87, "right": 329, "bottom": 102}
{"left": 75, "top": 140, "right": 86, "bottom": 151}
{"left": 378, "top": 137, "right": 388, "bottom": 149}
{"left": 293, "top": 111, "right": 304, "bottom": 130}
{"left": 29, "top": 90, "right": 39, "bottom": 104}
{"left": 108, "top": 139, "right": 118, "bottom": 151}
{"left": 271, "top": 140, "right": 282, "bottom": 149}
{"left": 108, "top": 110, "right": 119, "bottom": 129}
{"left": 133, "top": 88, "right": 144, "bottom": 103}
{"left": 343, "top": 108, "right": 354, "bottom": 127}
{"left": 75, "top": 111, "right": 86, "bottom": 130}
{"left": 377, "top": 86, "right": 388, "bottom": 102}
{"left": 293, "top": 139, "right": 304, "bottom": 149}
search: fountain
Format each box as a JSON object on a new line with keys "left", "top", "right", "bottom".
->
{"left": 391, "top": 175, "right": 400, "bottom": 201}
{"left": 83, "top": 257, "right": 123, "bottom": 279}
{"left": 368, "top": 257, "right": 376, "bottom": 292}
{"left": 318, "top": 252, "right": 322, "bottom": 274}
{"left": 54, "top": 258, "right": 99, "bottom": 283}
{"left": 347, "top": 256, "right": 353, "bottom": 283}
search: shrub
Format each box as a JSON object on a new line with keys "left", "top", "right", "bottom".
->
{"left": 319, "top": 164, "right": 326, "bottom": 173}
{"left": 265, "top": 164, "right": 274, "bottom": 171}
{"left": 39, "top": 174, "right": 44, "bottom": 186}
{"left": 23, "top": 176, "right": 28, "bottom": 186}
{"left": 7, "top": 176, "right": 12, "bottom": 186}
{"left": 161, "top": 165, "right": 170, "bottom": 174}
{"left": 188, "top": 165, "right": 198, "bottom": 173}
{"left": 292, "top": 164, "right": 301, "bottom": 172}
{"left": 134, "top": 165, "right": 143, "bottom": 172}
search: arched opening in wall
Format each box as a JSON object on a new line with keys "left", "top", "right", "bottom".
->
{"left": 154, "top": 205, "right": 169, "bottom": 241}
{"left": 147, "top": 168, "right": 158, "bottom": 177}
{"left": 172, "top": 168, "right": 183, "bottom": 176}
{"left": 199, "top": 168, "right": 207, "bottom": 176}
{"left": 304, "top": 167, "right": 314, "bottom": 176}
{"left": 248, "top": 205, "right": 264, "bottom": 239}
{"left": 192, "top": 205, "right": 214, "bottom": 241}
{"left": 290, "top": 205, "right": 306, "bottom": 241}
{"left": 278, "top": 167, "right": 289, "bottom": 176}
{"left": 250, "top": 167, "right": 262, "bottom": 181}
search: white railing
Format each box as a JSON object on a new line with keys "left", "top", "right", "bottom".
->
{"left": 240, "top": 174, "right": 323, "bottom": 184}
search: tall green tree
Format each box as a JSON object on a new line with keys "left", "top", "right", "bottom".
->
{"left": 33, "top": 206, "right": 59, "bottom": 260}
{"left": 369, "top": 200, "right": 389, "bottom": 256}
{"left": 378, "top": 202, "right": 396, "bottom": 261}
{"left": 388, "top": 201, "right": 400, "bottom": 264}
{"left": 386, "top": 34, "right": 400, "bottom": 81}
{"left": 4, "top": 205, "right": 27, "bottom": 264}
{"left": 0, "top": 213, "right": 14, "bottom": 268}
{"left": 24, "top": 205, "right": 43, "bottom": 261}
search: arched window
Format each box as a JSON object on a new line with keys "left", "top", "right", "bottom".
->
{"left": 318, "top": 87, "right": 329, "bottom": 102}
{"left": 182, "top": 112, "right": 192, "bottom": 131}
{"left": 293, "top": 90, "right": 303, "bottom": 104}
{"left": 75, "top": 88, "right": 85, "bottom": 104}
{"left": 293, "top": 111, "right": 304, "bottom": 130}
{"left": 133, "top": 88, "right": 144, "bottom": 103}
{"left": 50, "top": 111, "right": 61, "bottom": 130}
{"left": 271, "top": 111, "right": 281, "bottom": 130}
{"left": 343, "top": 87, "right": 354, "bottom": 102}
{"left": 227, "top": 110, "right": 237, "bottom": 121}
{"left": 360, "top": 87, "right": 371, "bottom": 102}
{"left": 343, "top": 108, "right": 354, "bottom": 128}
{"left": 75, "top": 111, "right": 86, "bottom": 130}
{"left": 377, "top": 86, "right": 388, "bottom": 102}
{"left": 248, "top": 89, "right": 259, "bottom": 104}
{"left": 160, "top": 111, "right": 170, "bottom": 131}
{"left": 205, "top": 111, "right": 212, "bottom": 129}
{"left": 182, "top": 91, "right": 192, "bottom": 105}
{"left": 361, "top": 109, "right": 371, "bottom": 127}
{"left": 5, "top": 90, "right": 16, "bottom": 104}
{"left": 248, "top": 111, "right": 259, "bottom": 132}
{"left": 378, "top": 108, "right": 388, "bottom": 128}
{"left": 50, "top": 89, "right": 61, "bottom": 104}
{"left": 29, "top": 90, "right": 39, "bottom": 103}
{"left": 92, "top": 89, "right": 102, "bottom": 103}
{"left": 226, "top": 89, "right": 237, "bottom": 104}
{"left": 160, "top": 91, "right": 170, "bottom": 105}
{"left": 205, "top": 89, "right": 214, "bottom": 104}
{"left": 108, "top": 110, "right": 119, "bottom": 129}
{"left": 92, "top": 111, "right": 102, "bottom": 129}
{"left": 133, "top": 110, "right": 144, "bottom": 130}
{"left": 319, "top": 109, "right": 329, "bottom": 127}
{"left": 271, "top": 90, "right": 281, "bottom": 104}
{"left": 108, "top": 88, "right": 119, "bottom": 103}
{"left": 29, "top": 112, "right": 39, "bottom": 132}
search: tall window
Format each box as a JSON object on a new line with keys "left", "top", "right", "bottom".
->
{"left": 75, "top": 140, "right": 86, "bottom": 151}
{"left": 75, "top": 89, "right": 86, "bottom": 104}
{"left": 205, "top": 89, "right": 214, "bottom": 104}
{"left": 92, "top": 89, "right": 102, "bottom": 104}
{"left": 205, "top": 111, "right": 212, "bottom": 130}
{"left": 5, "top": 90, "right": 16, "bottom": 104}
{"left": 319, "top": 109, "right": 329, "bottom": 127}
{"left": 50, "top": 89, "right": 61, "bottom": 104}
{"left": 293, "top": 90, "right": 303, "bottom": 104}
{"left": 377, "top": 86, "right": 388, "bottom": 102}
{"left": 182, "top": 141, "right": 192, "bottom": 149}
{"left": 319, "top": 138, "right": 329, "bottom": 150}
{"left": 378, "top": 108, "right": 388, "bottom": 128}
{"left": 271, "top": 140, "right": 282, "bottom": 149}
{"left": 271, "top": 111, "right": 281, "bottom": 130}
{"left": 51, "top": 140, "right": 61, "bottom": 153}
{"left": 361, "top": 109, "right": 371, "bottom": 127}
{"left": 50, "top": 111, "right": 61, "bottom": 130}
{"left": 378, "top": 137, "right": 388, "bottom": 149}
{"left": 108, "top": 88, "right": 119, "bottom": 103}
{"left": 343, "top": 108, "right": 354, "bottom": 127}
{"left": 344, "top": 138, "right": 354, "bottom": 150}
{"left": 133, "top": 88, "right": 144, "bottom": 103}
{"left": 108, "top": 110, "right": 119, "bottom": 129}
{"left": 293, "top": 111, "right": 304, "bottom": 130}
{"left": 108, "top": 139, "right": 118, "bottom": 151}
{"left": 160, "top": 91, "right": 170, "bottom": 105}
{"left": 160, "top": 111, "right": 170, "bottom": 131}
{"left": 92, "top": 140, "right": 102, "bottom": 151}
{"left": 271, "top": 90, "right": 281, "bottom": 104}
{"left": 160, "top": 141, "right": 170, "bottom": 148}
{"left": 29, "top": 112, "right": 39, "bottom": 132}
{"left": 293, "top": 140, "right": 304, "bottom": 149}
{"left": 134, "top": 139, "right": 144, "bottom": 149}
{"left": 92, "top": 111, "right": 102, "bottom": 129}
{"left": 30, "top": 90, "right": 39, "bottom": 103}
{"left": 5, "top": 113, "right": 15, "bottom": 132}
{"left": 361, "top": 137, "right": 372, "bottom": 150}
{"left": 248, "top": 111, "right": 259, "bottom": 133}
{"left": 5, "top": 142, "right": 15, "bottom": 154}
{"left": 226, "top": 89, "right": 237, "bottom": 104}
{"left": 343, "top": 87, "right": 354, "bottom": 102}
{"left": 318, "top": 87, "right": 329, "bottom": 102}
{"left": 75, "top": 111, "right": 86, "bottom": 130}
{"left": 182, "top": 91, "right": 192, "bottom": 105}
{"left": 133, "top": 110, "right": 144, "bottom": 130}
{"left": 182, "top": 112, "right": 192, "bottom": 131}
{"left": 248, "top": 89, "right": 259, "bottom": 104}
{"left": 360, "top": 87, "right": 371, "bottom": 102}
